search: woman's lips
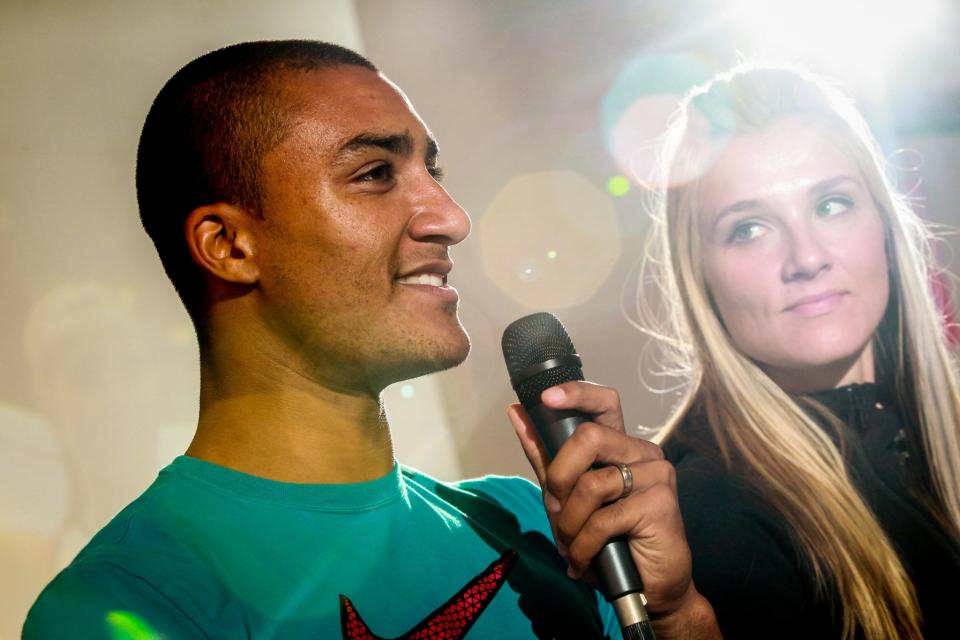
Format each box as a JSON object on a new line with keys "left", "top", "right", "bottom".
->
{"left": 784, "top": 290, "right": 848, "bottom": 317}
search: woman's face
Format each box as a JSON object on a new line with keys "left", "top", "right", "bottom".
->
{"left": 696, "top": 119, "right": 889, "bottom": 392}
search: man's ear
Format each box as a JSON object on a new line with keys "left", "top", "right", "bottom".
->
{"left": 184, "top": 203, "right": 260, "bottom": 285}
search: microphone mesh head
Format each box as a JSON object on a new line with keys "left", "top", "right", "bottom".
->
{"left": 501, "top": 312, "right": 584, "bottom": 409}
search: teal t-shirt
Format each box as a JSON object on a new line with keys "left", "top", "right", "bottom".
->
{"left": 24, "top": 457, "right": 621, "bottom": 639}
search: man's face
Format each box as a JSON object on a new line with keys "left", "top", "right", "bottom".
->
{"left": 251, "top": 66, "right": 471, "bottom": 393}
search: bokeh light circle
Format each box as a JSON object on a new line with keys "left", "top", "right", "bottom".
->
{"left": 479, "top": 170, "right": 621, "bottom": 311}
{"left": 601, "top": 53, "right": 715, "bottom": 188}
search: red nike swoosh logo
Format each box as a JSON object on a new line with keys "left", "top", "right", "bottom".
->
{"left": 340, "top": 550, "right": 518, "bottom": 639}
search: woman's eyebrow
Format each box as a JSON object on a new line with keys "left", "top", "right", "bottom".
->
{"left": 712, "top": 198, "right": 764, "bottom": 231}
{"left": 809, "top": 175, "right": 859, "bottom": 198}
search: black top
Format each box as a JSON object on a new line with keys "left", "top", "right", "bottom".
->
{"left": 663, "top": 383, "right": 960, "bottom": 639}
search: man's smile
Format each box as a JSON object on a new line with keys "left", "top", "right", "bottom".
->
{"left": 397, "top": 273, "right": 447, "bottom": 286}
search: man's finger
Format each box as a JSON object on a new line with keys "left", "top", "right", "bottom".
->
{"left": 565, "top": 483, "right": 686, "bottom": 581}
{"left": 539, "top": 381, "right": 625, "bottom": 431}
{"left": 544, "top": 422, "right": 664, "bottom": 504}
{"left": 506, "top": 403, "right": 550, "bottom": 489}
{"left": 554, "top": 459, "right": 677, "bottom": 550}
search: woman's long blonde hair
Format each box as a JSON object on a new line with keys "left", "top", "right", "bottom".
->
{"left": 639, "top": 63, "right": 960, "bottom": 639}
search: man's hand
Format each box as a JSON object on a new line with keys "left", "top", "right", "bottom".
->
{"left": 507, "top": 381, "right": 721, "bottom": 639}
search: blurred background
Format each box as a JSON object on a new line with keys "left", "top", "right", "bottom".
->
{"left": 1, "top": 0, "right": 958, "bottom": 634}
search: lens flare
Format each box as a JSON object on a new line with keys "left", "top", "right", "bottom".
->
{"left": 606, "top": 175, "right": 631, "bottom": 197}
{"left": 602, "top": 53, "right": 715, "bottom": 186}
{"left": 729, "top": 0, "right": 947, "bottom": 89}
{"left": 479, "top": 170, "right": 621, "bottom": 310}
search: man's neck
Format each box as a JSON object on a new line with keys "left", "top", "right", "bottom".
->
{"left": 187, "top": 350, "right": 395, "bottom": 485}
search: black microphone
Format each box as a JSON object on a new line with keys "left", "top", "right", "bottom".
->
{"left": 502, "top": 312, "right": 655, "bottom": 640}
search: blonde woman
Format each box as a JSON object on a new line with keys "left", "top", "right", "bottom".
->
{"left": 638, "top": 64, "right": 960, "bottom": 639}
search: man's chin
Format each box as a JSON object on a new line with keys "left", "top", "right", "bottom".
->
{"left": 417, "top": 333, "right": 471, "bottom": 375}
{"left": 427, "top": 321, "right": 471, "bottom": 366}
{"left": 371, "top": 332, "right": 471, "bottom": 389}
{"left": 441, "top": 336, "right": 471, "bottom": 370}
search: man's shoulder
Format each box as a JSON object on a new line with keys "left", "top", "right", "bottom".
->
{"left": 400, "top": 466, "right": 549, "bottom": 532}
{"left": 23, "top": 524, "right": 209, "bottom": 639}
{"left": 23, "top": 463, "right": 224, "bottom": 638}
{"left": 447, "top": 470, "right": 539, "bottom": 496}
{"left": 402, "top": 466, "right": 541, "bottom": 508}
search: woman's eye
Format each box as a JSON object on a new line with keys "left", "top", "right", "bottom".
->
{"left": 816, "top": 195, "right": 853, "bottom": 217}
{"left": 728, "top": 221, "right": 765, "bottom": 243}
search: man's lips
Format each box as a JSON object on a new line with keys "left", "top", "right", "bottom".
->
{"left": 396, "top": 273, "right": 447, "bottom": 287}
{"left": 396, "top": 261, "right": 458, "bottom": 301}
{"left": 783, "top": 290, "right": 848, "bottom": 316}
{"left": 396, "top": 260, "right": 452, "bottom": 283}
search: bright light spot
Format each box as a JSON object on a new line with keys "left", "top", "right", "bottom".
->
{"left": 105, "top": 611, "right": 159, "bottom": 640}
{"left": 479, "top": 170, "right": 621, "bottom": 310}
{"left": 606, "top": 175, "right": 631, "bottom": 197}
{"left": 517, "top": 261, "right": 540, "bottom": 282}
{"left": 601, "top": 54, "right": 714, "bottom": 185}
{"left": 399, "top": 384, "right": 415, "bottom": 399}
{"left": 731, "top": 0, "right": 945, "bottom": 88}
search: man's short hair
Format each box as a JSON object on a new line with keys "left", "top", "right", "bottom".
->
{"left": 136, "top": 40, "right": 377, "bottom": 324}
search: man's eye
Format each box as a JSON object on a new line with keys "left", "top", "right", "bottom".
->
{"left": 358, "top": 164, "right": 394, "bottom": 182}
{"left": 428, "top": 165, "right": 445, "bottom": 182}
{"left": 816, "top": 195, "right": 853, "bottom": 217}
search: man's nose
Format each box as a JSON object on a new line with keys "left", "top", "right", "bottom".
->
{"left": 408, "top": 178, "right": 471, "bottom": 246}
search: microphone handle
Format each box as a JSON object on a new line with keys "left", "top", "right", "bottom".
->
{"left": 527, "top": 405, "right": 655, "bottom": 639}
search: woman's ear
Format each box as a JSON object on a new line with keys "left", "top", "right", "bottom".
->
{"left": 184, "top": 203, "right": 260, "bottom": 285}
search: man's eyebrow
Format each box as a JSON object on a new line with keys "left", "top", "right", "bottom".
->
{"left": 337, "top": 133, "right": 414, "bottom": 158}
{"left": 334, "top": 133, "right": 440, "bottom": 163}
{"left": 425, "top": 137, "right": 439, "bottom": 163}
